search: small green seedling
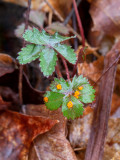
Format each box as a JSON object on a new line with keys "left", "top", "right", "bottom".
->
{"left": 17, "top": 28, "right": 95, "bottom": 119}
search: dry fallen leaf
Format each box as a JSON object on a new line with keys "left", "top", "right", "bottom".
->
{"left": 90, "top": 0, "right": 120, "bottom": 37}
{"left": 77, "top": 56, "right": 104, "bottom": 83}
{"left": 25, "top": 104, "right": 77, "bottom": 160}
{"left": 0, "top": 110, "right": 58, "bottom": 160}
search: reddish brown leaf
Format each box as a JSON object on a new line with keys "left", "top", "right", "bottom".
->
{"left": 90, "top": 0, "right": 120, "bottom": 37}
{"left": 0, "top": 110, "right": 58, "bottom": 160}
{"left": 25, "top": 105, "right": 77, "bottom": 160}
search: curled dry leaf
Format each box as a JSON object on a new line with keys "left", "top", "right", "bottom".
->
{"left": 0, "top": 96, "right": 11, "bottom": 110}
{"left": 90, "top": 0, "right": 120, "bottom": 37}
{"left": 25, "top": 104, "right": 77, "bottom": 160}
{"left": 0, "top": 53, "right": 16, "bottom": 77}
{"left": 0, "top": 110, "right": 58, "bottom": 160}
{"left": 0, "top": 54, "right": 44, "bottom": 104}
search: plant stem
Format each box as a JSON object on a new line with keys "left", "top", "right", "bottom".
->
{"left": 72, "top": 0, "right": 85, "bottom": 47}
{"left": 72, "top": 0, "right": 85, "bottom": 76}
{"left": 55, "top": 62, "right": 62, "bottom": 78}
{"left": 19, "top": 0, "right": 31, "bottom": 105}
{"left": 60, "top": 56, "right": 70, "bottom": 80}
{"left": 72, "top": 47, "right": 84, "bottom": 77}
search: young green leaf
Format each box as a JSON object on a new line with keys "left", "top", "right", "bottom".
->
{"left": 53, "top": 44, "right": 76, "bottom": 64}
{"left": 50, "top": 78, "right": 69, "bottom": 93}
{"left": 18, "top": 28, "right": 77, "bottom": 77}
{"left": 39, "top": 47, "right": 57, "bottom": 77}
{"left": 71, "top": 75, "right": 89, "bottom": 89}
{"left": 62, "top": 96, "right": 84, "bottom": 120}
{"left": 17, "top": 44, "right": 44, "bottom": 64}
{"left": 23, "top": 28, "right": 75, "bottom": 46}
{"left": 79, "top": 84, "right": 95, "bottom": 103}
{"left": 44, "top": 92, "right": 64, "bottom": 110}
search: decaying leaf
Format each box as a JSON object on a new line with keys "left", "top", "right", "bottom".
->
{"left": 0, "top": 110, "right": 58, "bottom": 160}
{"left": 90, "top": 0, "right": 120, "bottom": 37}
{"left": 29, "top": 10, "right": 46, "bottom": 28}
{"left": 25, "top": 105, "right": 77, "bottom": 160}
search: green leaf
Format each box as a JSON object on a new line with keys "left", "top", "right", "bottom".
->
{"left": 53, "top": 44, "right": 76, "bottom": 64}
{"left": 79, "top": 84, "right": 95, "bottom": 103}
{"left": 39, "top": 47, "right": 57, "bottom": 77}
{"left": 45, "top": 91, "right": 64, "bottom": 110}
{"left": 71, "top": 75, "right": 89, "bottom": 89}
{"left": 17, "top": 44, "right": 44, "bottom": 64}
{"left": 23, "top": 28, "right": 74, "bottom": 46}
{"left": 50, "top": 78, "right": 70, "bottom": 94}
{"left": 62, "top": 96, "right": 84, "bottom": 120}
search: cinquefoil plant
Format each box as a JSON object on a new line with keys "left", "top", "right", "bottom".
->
{"left": 17, "top": 28, "right": 95, "bottom": 119}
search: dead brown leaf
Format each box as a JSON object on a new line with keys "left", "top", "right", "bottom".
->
{"left": 90, "top": 0, "right": 120, "bottom": 37}
{"left": 0, "top": 110, "right": 58, "bottom": 160}
{"left": 77, "top": 56, "right": 104, "bottom": 83}
{"left": 25, "top": 104, "right": 77, "bottom": 160}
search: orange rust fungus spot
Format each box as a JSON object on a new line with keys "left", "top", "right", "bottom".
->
{"left": 74, "top": 94, "right": 79, "bottom": 99}
{"left": 67, "top": 101, "right": 73, "bottom": 109}
{"left": 44, "top": 97, "right": 48, "bottom": 103}
{"left": 74, "top": 90, "right": 80, "bottom": 96}
{"left": 78, "top": 86, "right": 83, "bottom": 90}
{"left": 56, "top": 84, "right": 62, "bottom": 90}
{"left": 73, "top": 90, "right": 80, "bottom": 99}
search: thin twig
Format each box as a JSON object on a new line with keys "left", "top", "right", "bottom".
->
{"left": 93, "top": 53, "right": 120, "bottom": 86}
{"left": 19, "top": 0, "right": 31, "bottom": 105}
{"left": 63, "top": 0, "right": 82, "bottom": 25}
{"left": 44, "top": 0, "right": 63, "bottom": 21}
